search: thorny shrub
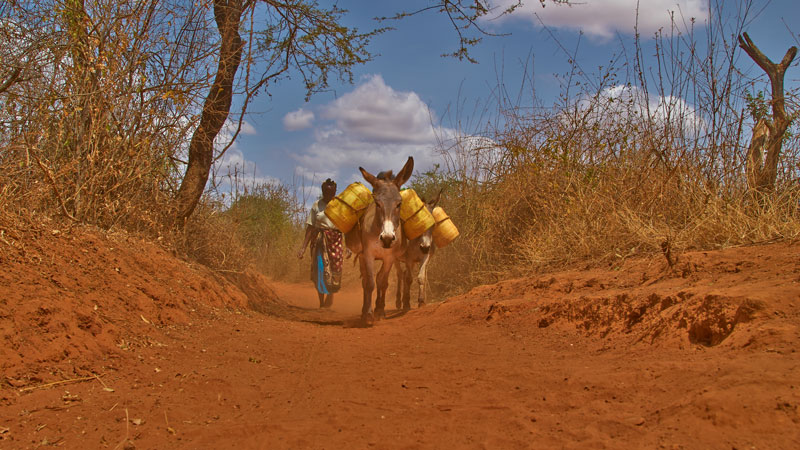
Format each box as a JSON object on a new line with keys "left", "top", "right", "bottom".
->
{"left": 411, "top": 9, "right": 800, "bottom": 300}
{"left": 1, "top": 0, "right": 799, "bottom": 293}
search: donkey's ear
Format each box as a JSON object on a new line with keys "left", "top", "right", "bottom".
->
{"left": 430, "top": 188, "right": 443, "bottom": 208}
{"left": 360, "top": 167, "right": 379, "bottom": 187}
{"left": 394, "top": 157, "right": 414, "bottom": 188}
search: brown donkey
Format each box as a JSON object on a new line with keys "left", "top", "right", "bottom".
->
{"left": 345, "top": 157, "right": 414, "bottom": 325}
{"left": 395, "top": 190, "right": 440, "bottom": 310}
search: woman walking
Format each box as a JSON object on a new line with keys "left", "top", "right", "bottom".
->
{"left": 297, "top": 179, "right": 344, "bottom": 308}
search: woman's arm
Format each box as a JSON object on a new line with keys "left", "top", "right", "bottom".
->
{"left": 297, "top": 224, "right": 318, "bottom": 259}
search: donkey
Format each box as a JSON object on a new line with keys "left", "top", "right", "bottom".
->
{"left": 395, "top": 190, "right": 440, "bottom": 310}
{"left": 345, "top": 157, "right": 414, "bottom": 324}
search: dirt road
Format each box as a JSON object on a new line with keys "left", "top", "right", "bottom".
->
{"left": 1, "top": 230, "right": 799, "bottom": 449}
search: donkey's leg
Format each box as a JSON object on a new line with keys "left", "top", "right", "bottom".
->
{"left": 401, "top": 261, "right": 413, "bottom": 310}
{"left": 374, "top": 260, "right": 393, "bottom": 320}
{"left": 395, "top": 263, "right": 404, "bottom": 310}
{"left": 417, "top": 254, "right": 430, "bottom": 307}
{"left": 360, "top": 256, "right": 376, "bottom": 324}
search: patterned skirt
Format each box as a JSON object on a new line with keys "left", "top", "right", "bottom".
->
{"left": 311, "top": 229, "right": 343, "bottom": 294}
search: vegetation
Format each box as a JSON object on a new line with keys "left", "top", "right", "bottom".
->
{"left": 222, "top": 183, "right": 305, "bottom": 279}
{"left": 0, "top": 0, "right": 525, "bottom": 267}
{"left": 410, "top": 5, "right": 800, "bottom": 299}
{"left": 0, "top": 1, "right": 798, "bottom": 303}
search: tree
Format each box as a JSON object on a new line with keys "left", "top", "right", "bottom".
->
{"left": 172, "top": 0, "right": 245, "bottom": 224}
{"left": 171, "top": 0, "right": 557, "bottom": 225}
{"left": 0, "top": 0, "right": 557, "bottom": 228}
{"left": 738, "top": 32, "right": 798, "bottom": 193}
{"left": 170, "top": 0, "right": 379, "bottom": 225}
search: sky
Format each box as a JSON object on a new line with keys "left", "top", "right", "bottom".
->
{"left": 213, "top": 0, "right": 800, "bottom": 205}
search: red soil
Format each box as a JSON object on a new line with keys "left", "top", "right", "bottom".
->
{"left": 1, "top": 227, "right": 799, "bottom": 449}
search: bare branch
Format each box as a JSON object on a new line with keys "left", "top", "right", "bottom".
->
{"left": 0, "top": 67, "right": 21, "bottom": 94}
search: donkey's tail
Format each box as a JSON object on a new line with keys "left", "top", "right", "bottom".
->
{"left": 352, "top": 252, "right": 362, "bottom": 267}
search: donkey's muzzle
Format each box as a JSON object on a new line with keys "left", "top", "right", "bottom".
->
{"left": 380, "top": 234, "right": 396, "bottom": 248}
{"left": 420, "top": 245, "right": 431, "bottom": 254}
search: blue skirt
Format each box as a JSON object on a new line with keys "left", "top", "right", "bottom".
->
{"left": 314, "top": 247, "right": 329, "bottom": 295}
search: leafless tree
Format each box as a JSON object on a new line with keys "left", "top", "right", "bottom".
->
{"left": 738, "top": 32, "right": 798, "bottom": 193}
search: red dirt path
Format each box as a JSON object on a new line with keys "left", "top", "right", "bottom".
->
{"left": 1, "top": 227, "right": 799, "bottom": 449}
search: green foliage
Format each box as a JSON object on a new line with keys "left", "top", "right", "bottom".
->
{"left": 408, "top": 164, "right": 460, "bottom": 202}
{"left": 745, "top": 90, "right": 770, "bottom": 122}
{"left": 227, "top": 185, "right": 295, "bottom": 244}
{"left": 224, "top": 183, "right": 304, "bottom": 279}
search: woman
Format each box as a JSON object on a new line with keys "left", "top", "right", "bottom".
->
{"left": 297, "top": 178, "right": 344, "bottom": 308}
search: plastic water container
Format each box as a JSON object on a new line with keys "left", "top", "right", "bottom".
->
{"left": 432, "top": 206, "right": 459, "bottom": 248}
{"left": 324, "top": 182, "right": 373, "bottom": 233}
{"left": 399, "top": 189, "right": 435, "bottom": 240}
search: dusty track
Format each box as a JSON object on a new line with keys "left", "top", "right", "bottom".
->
{"left": 1, "top": 229, "right": 799, "bottom": 449}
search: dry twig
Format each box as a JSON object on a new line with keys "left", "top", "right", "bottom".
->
{"left": 18, "top": 374, "right": 105, "bottom": 393}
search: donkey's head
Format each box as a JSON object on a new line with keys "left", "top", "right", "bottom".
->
{"left": 417, "top": 189, "right": 442, "bottom": 254}
{"left": 360, "top": 157, "right": 414, "bottom": 248}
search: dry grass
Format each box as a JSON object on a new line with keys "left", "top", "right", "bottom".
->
{"left": 419, "top": 161, "right": 799, "bottom": 301}
{"left": 415, "top": 102, "right": 800, "bottom": 301}
{"left": 2, "top": 1, "right": 798, "bottom": 298}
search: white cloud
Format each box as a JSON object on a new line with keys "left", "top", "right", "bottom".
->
{"left": 321, "top": 75, "right": 439, "bottom": 144}
{"left": 215, "top": 147, "right": 255, "bottom": 178}
{"left": 213, "top": 147, "right": 282, "bottom": 201}
{"left": 283, "top": 108, "right": 315, "bottom": 131}
{"left": 290, "top": 74, "right": 450, "bottom": 188}
{"left": 211, "top": 119, "right": 281, "bottom": 197}
{"left": 493, "top": 0, "right": 708, "bottom": 40}
{"left": 214, "top": 118, "right": 257, "bottom": 152}
{"left": 240, "top": 120, "right": 258, "bottom": 135}
{"left": 576, "top": 84, "right": 705, "bottom": 135}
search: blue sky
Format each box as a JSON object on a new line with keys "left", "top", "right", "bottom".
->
{"left": 213, "top": 0, "right": 800, "bottom": 204}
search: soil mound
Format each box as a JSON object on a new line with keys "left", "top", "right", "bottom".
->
{"left": 0, "top": 226, "right": 285, "bottom": 386}
{"left": 1, "top": 228, "right": 799, "bottom": 449}
{"left": 429, "top": 242, "right": 800, "bottom": 352}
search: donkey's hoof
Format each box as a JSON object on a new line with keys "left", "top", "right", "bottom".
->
{"left": 395, "top": 299, "right": 402, "bottom": 309}
{"left": 361, "top": 313, "right": 374, "bottom": 326}
{"left": 374, "top": 308, "right": 386, "bottom": 320}
{"left": 417, "top": 301, "right": 425, "bottom": 308}
{"left": 402, "top": 302, "right": 411, "bottom": 311}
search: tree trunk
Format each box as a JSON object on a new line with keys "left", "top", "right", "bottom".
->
{"left": 738, "top": 33, "right": 797, "bottom": 193}
{"left": 172, "top": 0, "right": 244, "bottom": 225}
{"left": 64, "top": 0, "right": 96, "bottom": 218}
{"left": 745, "top": 117, "right": 769, "bottom": 190}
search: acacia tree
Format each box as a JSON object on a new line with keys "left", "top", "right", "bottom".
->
{"left": 171, "top": 0, "right": 553, "bottom": 225}
{"left": 0, "top": 0, "right": 552, "bottom": 228}
{"left": 172, "top": 0, "right": 245, "bottom": 224}
{"left": 0, "top": 0, "right": 377, "bottom": 226}
{"left": 171, "top": 0, "right": 377, "bottom": 225}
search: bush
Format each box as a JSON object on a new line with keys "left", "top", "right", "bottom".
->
{"left": 223, "top": 183, "right": 305, "bottom": 280}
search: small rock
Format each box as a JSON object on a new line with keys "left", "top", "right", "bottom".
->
{"left": 627, "top": 416, "right": 646, "bottom": 426}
